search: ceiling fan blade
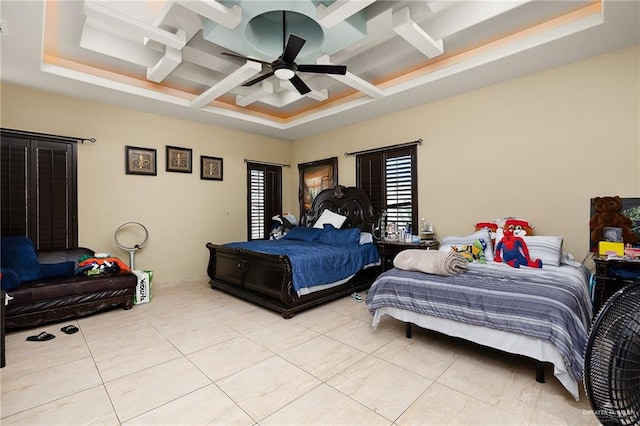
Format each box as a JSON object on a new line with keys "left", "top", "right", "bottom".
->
{"left": 221, "top": 52, "right": 272, "bottom": 67}
{"left": 289, "top": 74, "right": 311, "bottom": 95}
{"left": 297, "top": 64, "right": 347, "bottom": 75}
{"left": 242, "top": 71, "right": 275, "bottom": 87}
{"left": 282, "top": 34, "right": 306, "bottom": 64}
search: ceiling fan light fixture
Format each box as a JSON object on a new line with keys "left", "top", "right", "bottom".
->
{"left": 274, "top": 67, "right": 295, "bottom": 80}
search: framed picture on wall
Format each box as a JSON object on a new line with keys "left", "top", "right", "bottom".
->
{"left": 298, "top": 157, "right": 338, "bottom": 217}
{"left": 166, "top": 145, "right": 192, "bottom": 173}
{"left": 125, "top": 146, "right": 157, "bottom": 176}
{"left": 201, "top": 156, "right": 223, "bottom": 180}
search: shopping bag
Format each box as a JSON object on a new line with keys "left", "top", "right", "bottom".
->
{"left": 133, "top": 270, "right": 153, "bottom": 304}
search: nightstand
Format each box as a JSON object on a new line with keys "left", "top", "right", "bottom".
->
{"left": 593, "top": 256, "right": 640, "bottom": 316}
{"left": 377, "top": 239, "right": 440, "bottom": 272}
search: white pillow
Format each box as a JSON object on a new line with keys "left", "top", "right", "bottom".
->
{"left": 494, "top": 228, "right": 563, "bottom": 267}
{"left": 313, "top": 209, "right": 347, "bottom": 229}
{"left": 440, "top": 228, "right": 494, "bottom": 262}
{"left": 359, "top": 232, "right": 373, "bottom": 245}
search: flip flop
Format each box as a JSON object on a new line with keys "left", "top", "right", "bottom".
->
{"left": 26, "top": 332, "right": 55, "bottom": 342}
{"left": 61, "top": 325, "right": 79, "bottom": 335}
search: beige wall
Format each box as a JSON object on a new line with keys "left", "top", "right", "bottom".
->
{"left": 2, "top": 45, "right": 638, "bottom": 281}
{"left": 291, "top": 46, "right": 640, "bottom": 262}
{"left": 1, "top": 84, "right": 292, "bottom": 282}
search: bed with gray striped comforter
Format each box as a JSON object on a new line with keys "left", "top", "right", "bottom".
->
{"left": 366, "top": 261, "right": 592, "bottom": 387}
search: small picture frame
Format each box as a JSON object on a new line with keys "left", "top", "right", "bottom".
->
{"left": 604, "top": 227, "right": 623, "bottom": 242}
{"left": 201, "top": 156, "right": 223, "bottom": 181}
{"left": 166, "top": 145, "right": 192, "bottom": 173}
{"left": 125, "top": 146, "right": 157, "bottom": 176}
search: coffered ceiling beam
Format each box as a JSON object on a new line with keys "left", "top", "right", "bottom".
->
{"left": 83, "top": 1, "right": 186, "bottom": 50}
{"left": 145, "top": 2, "right": 202, "bottom": 51}
{"left": 190, "top": 61, "right": 261, "bottom": 109}
{"left": 80, "top": 19, "right": 160, "bottom": 67}
{"left": 236, "top": 80, "right": 274, "bottom": 107}
{"left": 392, "top": 7, "right": 443, "bottom": 58}
{"left": 174, "top": 0, "right": 241, "bottom": 29}
{"left": 317, "top": 55, "right": 385, "bottom": 99}
{"left": 316, "top": 0, "right": 377, "bottom": 29}
{"left": 147, "top": 32, "right": 184, "bottom": 83}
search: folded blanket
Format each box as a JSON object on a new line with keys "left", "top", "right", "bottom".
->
{"left": 393, "top": 249, "right": 468, "bottom": 276}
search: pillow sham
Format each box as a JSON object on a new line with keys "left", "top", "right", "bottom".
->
{"left": 319, "top": 224, "right": 361, "bottom": 245}
{"left": 313, "top": 209, "right": 347, "bottom": 229}
{"left": 439, "top": 228, "right": 495, "bottom": 262}
{"left": 494, "top": 228, "right": 563, "bottom": 267}
{"left": 359, "top": 232, "right": 373, "bottom": 245}
{"left": 282, "top": 226, "right": 323, "bottom": 242}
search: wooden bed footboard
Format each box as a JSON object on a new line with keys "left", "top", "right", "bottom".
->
{"left": 206, "top": 242, "right": 377, "bottom": 318}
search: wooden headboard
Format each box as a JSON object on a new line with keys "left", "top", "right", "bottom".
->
{"left": 301, "top": 185, "right": 379, "bottom": 234}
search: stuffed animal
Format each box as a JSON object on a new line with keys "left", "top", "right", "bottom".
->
{"left": 494, "top": 227, "right": 542, "bottom": 268}
{"left": 452, "top": 239, "right": 487, "bottom": 264}
{"left": 504, "top": 219, "right": 534, "bottom": 237}
{"left": 590, "top": 196, "right": 638, "bottom": 247}
{"left": 475, "top": 222, "right": 498, "bottom": 244}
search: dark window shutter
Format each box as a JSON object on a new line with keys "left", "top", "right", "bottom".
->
{"left": 247, "top": 163, "right": 282, "bottom": 240}
{"left": 356, "top": 145, "right": 417, "bottom": 232}
{"left": 1, "top": 130, "right": 78, "bottom": 250}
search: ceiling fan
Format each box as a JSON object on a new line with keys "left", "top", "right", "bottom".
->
{"left": 221, "top": 11, "right": 347, "bottom": 95}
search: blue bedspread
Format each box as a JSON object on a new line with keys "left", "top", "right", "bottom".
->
{"left": 366, "top": 262, "right": 592, "bottom": 386}
{"left": 225, "top": 240, "right": 380, "bottom": 292}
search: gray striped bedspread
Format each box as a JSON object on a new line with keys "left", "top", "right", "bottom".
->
{"left": 366, "top": 262, "right": 593, "bottom": 384}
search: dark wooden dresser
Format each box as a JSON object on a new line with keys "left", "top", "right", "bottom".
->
{"left": 593, "top": 256, "right": 640, "bottom": 315}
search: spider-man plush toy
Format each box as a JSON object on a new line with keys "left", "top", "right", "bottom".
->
{"left": 494, "top": 227, "right": 542, "bottom": 268}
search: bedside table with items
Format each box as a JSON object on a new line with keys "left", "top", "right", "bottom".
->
{"left": 377, "top": 239, "right": 440, "bottom": 271}
{"left": 592, "top": 256, "right": 640, "bottom": 316}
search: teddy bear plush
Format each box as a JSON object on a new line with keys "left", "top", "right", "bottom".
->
{"left": 590, "top": 196, "right": 638, "bottom": 247}
{"left": 494, "top": 227, "right": 542, "bottom": 268}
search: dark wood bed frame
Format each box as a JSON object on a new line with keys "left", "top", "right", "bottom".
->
{"left": 206, "top": 185, "right": 380, "bottom": 318}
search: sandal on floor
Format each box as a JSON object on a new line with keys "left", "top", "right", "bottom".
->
{"left": 26, "top": 332, "right": 55, "bottom": 342}
{"left": 61, "top": 325, "right": 79, "bottom": 335}
{"left": 351, "top": 292, "right": 363, "bottom": 303}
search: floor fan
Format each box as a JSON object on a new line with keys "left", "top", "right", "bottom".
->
{"left": 584, "top": 282, "right": 640, "bottom": 425}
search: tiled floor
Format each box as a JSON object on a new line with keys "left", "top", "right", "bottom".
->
{"left": 1, "top": 278, "right": 598, "bottom": 425}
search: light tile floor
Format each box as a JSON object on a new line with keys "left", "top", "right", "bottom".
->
{"left": 1, "top": 278, "right": 599, "bottom": 425}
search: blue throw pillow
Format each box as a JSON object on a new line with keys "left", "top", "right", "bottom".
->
{"left": 40, "top": 261, "right": 75, "bottom": 280}
{"left": 319, "top": 224, "right": 361, "bottom": 245}
{"left": 0, "top": 268, "right": 21, "bottom": 290}
{"left": 0, "top": 236, "right": 43, "bottom": 282}
{"left": 282, "top": 226, "right": 323, "bottom": 242}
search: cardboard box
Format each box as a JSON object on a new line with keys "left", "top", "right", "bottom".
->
{"left": 598, "top": 241, "right": 624, "bottom": 257}
{"left": 133, "top": 270, "right": 153, "bottom": 304}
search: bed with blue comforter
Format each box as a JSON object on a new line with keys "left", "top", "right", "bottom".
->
{"left": 206, "top": 186, "right": 381, "bottom": 318}
{"left": 366, "top": 261, "right": 592, "bottom": 400}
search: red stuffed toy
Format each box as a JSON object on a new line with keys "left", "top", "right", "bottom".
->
{"left": 494, "top": 227, "right": 542, "bottom": 268}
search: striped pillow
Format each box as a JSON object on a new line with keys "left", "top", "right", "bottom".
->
{"left": 495, "top": 229, "right": 563, "bottom": 267}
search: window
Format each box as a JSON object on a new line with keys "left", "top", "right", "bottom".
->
{"left": 1, "top": 129, "right": 78, "bottom": 250}
{"left": 246, "top": 162, "right": 282, "bottom": 240}
{"left": 356, "top": 145, "right": 417, "bottom": 232}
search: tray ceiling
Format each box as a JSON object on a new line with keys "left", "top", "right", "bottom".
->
{"left": 1, "top": 0, "right": 638, "bottom": 140}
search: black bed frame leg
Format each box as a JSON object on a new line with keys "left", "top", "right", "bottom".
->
{"left": 536, "top": 361, "right": 545, "bottom": 383}
{"left": 405, "top": 322, "right": 412, "bottom": 338}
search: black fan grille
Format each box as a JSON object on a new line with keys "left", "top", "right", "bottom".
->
{"left": 584, "top": 282, "right": 640, "bottom": 425}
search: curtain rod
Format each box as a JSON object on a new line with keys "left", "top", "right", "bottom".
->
{"left": 244, "top": 158, "right": 291, "bottom": 168}
{"left": 1, "top": 128, "right": 97, "bottom": 144}
{"left": 345, "top": 138, "right": 422, "bottom": 157}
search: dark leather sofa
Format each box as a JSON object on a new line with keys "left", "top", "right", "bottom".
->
{"left": 4, "top": 247, "right": 138, "bottom": 330}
